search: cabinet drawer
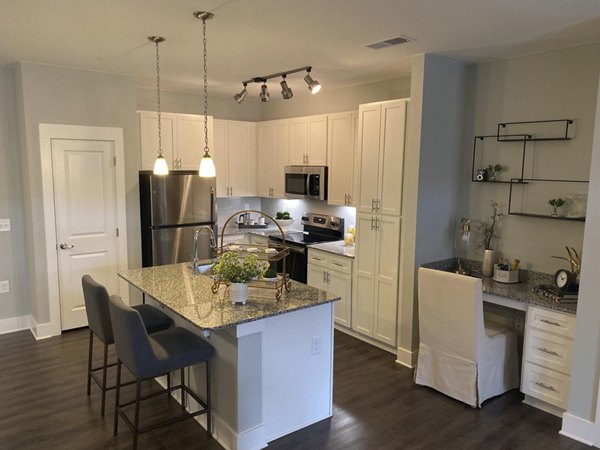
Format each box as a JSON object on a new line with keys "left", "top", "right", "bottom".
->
{"left": 308, "top": 249, "right": 328, "bottom": 267}
{"left": 528, "top": 307, "right": 576, "bottom": 339}
{"left": 525, "top": 328, "right": 573, "bottom": 375}
{"left": 522, "top": 361, "right": 570, "bottom": 410}
{"left": 329, "top": 255, "right": 352, "bottom": 275}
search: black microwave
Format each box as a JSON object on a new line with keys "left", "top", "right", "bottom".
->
{"left": 284, "top": 166, "right": 328, "bottom": 201}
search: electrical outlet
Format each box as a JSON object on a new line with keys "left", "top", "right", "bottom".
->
{"left": 0, "top": 281, "right": 9, "bottom": 294}
{"left": 0, "top": 219, "right": 10, "bottom": 232}
{"left": 311, "top": 336, "right": 322, "bottom": 355}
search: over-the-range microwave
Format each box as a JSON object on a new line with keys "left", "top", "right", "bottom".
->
{"left": 284, "top": 165, "right": 328, "bottom": 201}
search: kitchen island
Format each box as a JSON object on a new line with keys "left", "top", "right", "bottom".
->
{"left": 119, "top": 263, "right": 340, "bottom": 450}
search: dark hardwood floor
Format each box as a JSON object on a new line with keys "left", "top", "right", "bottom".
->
{"left": 0, "top": 328, "right": 588, "bottom": 450}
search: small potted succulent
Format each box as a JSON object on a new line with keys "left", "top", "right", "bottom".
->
{"left": 213, "top": 252, "right": 267, "bottom": 304}
{"left": 486, "top": 163, "right": 504, "bottom": 181}
{"left": 548, "top": 197, "right": 565, "bottom": 217}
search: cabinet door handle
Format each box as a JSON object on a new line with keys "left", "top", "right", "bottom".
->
{"left": 376, "top": 198, "right": 381, "bottom": 211}
{"left": 375, "top": 217, "right": 380, "bottom": 230}
{"left": 540, "top": 319, "right": 562, "bottom": 327}
{"left": 323, "top": 270, "right": 327, "bottom": 283}
{"left": 332, "top": 262, "right": 343, "bottom": 267}
{"left": 326, "top": 271, "right": 330, "bottom": 283}
{"left": 536, "top": 347, "right": 560, "bottom": 357}
{"left": 371, "top": 198, "right": 375, "bottom": 212}
{"left": 535, "top": 381, "right": 556, "bottom": 392}
{"left": 370, "top": 217, "right": 375, "bottom": 230}
{"left": 347, "top": 194, "right": 352, "bottom": 204}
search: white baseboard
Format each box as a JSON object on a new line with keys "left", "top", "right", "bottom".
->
{"left": 560, "top": 412, "right": 595, "bottom": 446}
{"left": 0, "top": 315, "right": 31, "bottom": 335}
{"left": 396, "top": 346, "right": 417, "bottom": 369}
{"left": 29, "top": 316, "right": 54, "bottom": 340}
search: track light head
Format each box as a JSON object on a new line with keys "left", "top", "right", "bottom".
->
{"left": 280, "top": 76, "right": 293, "bottom": 100}
{"left": 234, "top": 83, "right": 248, "bottom": 104}
{"left": 304, "top": 69, "right": 321, "bottom": 94}
{"left": 259, "top": 83, "right": 270, "bottom": 102}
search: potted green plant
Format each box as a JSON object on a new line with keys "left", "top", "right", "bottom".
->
{"left": 477, "top": 201, "right": 503, "bottom": 277}
{"left": 548, "top": 197, "right": 565, "bottom": 217}
{"left": 486, "top": 163, "right": 504, "bottom": 181}
{"left": 213, "top": 252, "right": 267, "bottom": 304}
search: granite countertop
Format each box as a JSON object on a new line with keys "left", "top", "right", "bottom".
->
{"left": 422, "top": 258, "right": 577, "bottom": 315}
{"left": 119, "top": 263, "right": 340, "bottom": 331}
{"left": 308, "top": 241, "right": 355, "bottom": 258}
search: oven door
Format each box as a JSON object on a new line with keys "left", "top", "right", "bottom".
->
{"left": 268, "top": 238, "right": 307, "bottom": 283}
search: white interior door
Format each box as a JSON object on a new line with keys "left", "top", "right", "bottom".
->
{"left": 52, "top": 139, "right": 119, "bottom": 330}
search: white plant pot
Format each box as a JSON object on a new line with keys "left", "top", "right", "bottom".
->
{"left": 482, "top": 249, "right": 495, "bottom": 277}
{"left": 230, "top": 282, "right": 249, "bottom": 305}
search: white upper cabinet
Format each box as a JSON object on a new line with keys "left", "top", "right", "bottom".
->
{"left": 327, "top": 112, "right": 357, "bottom": 206}
{"left": 139, "top": 111, "right": 213, "bottom": 171}
{"left": 212, "top": 119, "right": 256, "bottom": 198}
{"left": 355, "top": 99, "right": 408, "bottom": 216}
{"left": 288, "top": 115, "right": 327, "bottom": 166}
{"left": 257, "top": 120, "right": 289, "bottom": 198}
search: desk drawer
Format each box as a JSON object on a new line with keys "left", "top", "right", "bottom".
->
{"left": 528, "top": 307, "right": 576, "bottom": 339}
{"left": 525, "top": 328, "right": 573, "bottom": 375}
{"left": 522, "top": 361, "right": 570, "bottom": 410}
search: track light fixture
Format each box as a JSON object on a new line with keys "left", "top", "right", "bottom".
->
{"left": 234, "top": 83, "right": 248, "bottom": 104}
{"left": 304, "top": 68, "right": 321, "bottom": 94}
{"left": 234, "top": 66, "right": 320, "bottom": 103}
{"left": 259, "top": 83, "right": 270, "bottom": 102}
{"left": 280, "top": 75, "right": 293, "bottom": 100}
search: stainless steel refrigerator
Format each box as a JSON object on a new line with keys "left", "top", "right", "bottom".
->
{"left": 139, "top": 171, "right": 217, "bottom": 267}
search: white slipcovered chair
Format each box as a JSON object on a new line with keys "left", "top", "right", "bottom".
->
{"left": 415, "top": 267, "right": 520, "bottom": 407}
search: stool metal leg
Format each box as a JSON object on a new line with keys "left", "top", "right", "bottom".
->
{"left": 101, "top": 342, "right": 109, "bottom": 416}
{"left": 181, "top": 368, "right": 186, "bottom": 410}
{"left": 206, "top": 360, "right": 211, "bottom": 438}
{"left": 114, "top": 360, "right": 122, "bottom": 437}
{"left": 167, "top": 372, "right": 171, "bottom": 397}
{"left": 86, "top": 329, "right": 93, "bottom": 396}
{"left": 133, "top": 380, "right": 142, "bottom": 449}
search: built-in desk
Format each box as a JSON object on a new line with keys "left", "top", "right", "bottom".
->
{"left": 422, "top": 258, "right": 577, "bottom": 417}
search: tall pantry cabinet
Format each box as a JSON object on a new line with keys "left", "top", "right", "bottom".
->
{"left": 352, "top": 98, "right": 408, "bottom": 347}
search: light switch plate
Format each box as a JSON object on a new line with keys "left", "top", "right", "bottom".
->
{"left": 0, "top": 281, "right": 9, "bottom": 294}
{"left": 0, "top": 219, "right": 10, "bottom": 232}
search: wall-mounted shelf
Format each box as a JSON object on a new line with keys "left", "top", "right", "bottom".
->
{"left": 508, "top": 178, "right": 588, "bottom": 221}
{"left": 497, "top": 119, "right": 574, "bottom": 142}
{"left": 471, "top": 134, "right": 529, "bottom": 183}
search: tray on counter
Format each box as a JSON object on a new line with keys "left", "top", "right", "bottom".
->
{"left": 237, "top": 223, "right": 270, "bottom": 229}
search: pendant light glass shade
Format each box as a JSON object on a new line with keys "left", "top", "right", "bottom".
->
{"left": 199, "top": 153, "right": 216, "bottom": 177}
{"left": 153, "top": 154, "right": 169, "bottom": 175}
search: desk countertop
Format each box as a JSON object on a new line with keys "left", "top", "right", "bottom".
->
{"left": 119, "top": 263, "right": 340, "bottom": 331}
{"left": 423, "top": 258, "right": 577, "bottom": 315}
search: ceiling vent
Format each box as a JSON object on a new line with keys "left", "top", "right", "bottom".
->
{"left": 366, "top": 35, "right": 411, "bottom": 50}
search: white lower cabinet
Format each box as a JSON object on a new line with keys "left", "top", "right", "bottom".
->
{"left": 307, "top": 249, "right": 352, "bottom": 327}
{"left": 352, "top": 213, "right": 400, "bottom": 346}
{"left": 522, "top": 306, "right": 576, "bottom": 413}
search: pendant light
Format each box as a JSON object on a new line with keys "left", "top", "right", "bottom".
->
{"left": 149, "top": 36, "right": 168, "bottom": 175}
{"left": 194, "top": 10, "right": 216, "bottom": 178}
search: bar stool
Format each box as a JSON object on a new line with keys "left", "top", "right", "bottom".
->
{"left": 108, "top": 295, "right": 214, "bottom": 449}
{"left": 82, "top": 274, "right": 173, "bottom": 416}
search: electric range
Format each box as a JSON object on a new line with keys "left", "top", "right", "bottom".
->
{"left": 268, "top": 213, "right": 344, "bottom": 283}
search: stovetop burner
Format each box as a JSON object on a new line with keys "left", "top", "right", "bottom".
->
{"left": 269, "top": 212, "right": 344, "bottom": 247}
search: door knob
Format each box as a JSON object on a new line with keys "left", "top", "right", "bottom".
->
{"left": 59, "top": 243, "right": 75, "bottom": 250}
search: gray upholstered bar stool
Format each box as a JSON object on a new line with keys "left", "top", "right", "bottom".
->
{"left": 82, "top": 274, "right": 173, "bottom": 416}
{"left": 108, "top": 294, "right": 214, "bottom": 449}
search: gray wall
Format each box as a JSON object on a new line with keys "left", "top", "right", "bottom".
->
{"left": 136, "top": 87, "right": 261, "bottom": 122}
{"left": 15, "top": 62, "right": 141, "bottom": 324}
{"left": 0, "top": 66, "right": 28, "bottom": 321}
{"left": 466, "top": 44, "right": 600, "bottom": 273}
{"left": 399, "top": 54, "right": 472, "bottom": 357}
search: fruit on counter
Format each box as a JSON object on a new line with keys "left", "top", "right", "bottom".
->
{"left": 275, "top": 211, "right": 292, "bottom": 220}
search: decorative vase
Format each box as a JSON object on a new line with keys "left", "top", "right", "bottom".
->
{"left": 230, "top": 282, "right": 249, "bottom": 305}
{"left": 482, "top": 249, "right": 495, "bottom": 277}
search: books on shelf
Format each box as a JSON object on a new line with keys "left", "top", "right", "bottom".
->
{"left": 534, "top": 284, "right": 578, "bottom": 303}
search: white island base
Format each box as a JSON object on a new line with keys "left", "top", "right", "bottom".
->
{"left": 149, "top": 299, "right": 334, "bottom": 450}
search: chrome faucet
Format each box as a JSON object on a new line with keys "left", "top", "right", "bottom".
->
{"left": 192, "top": 226, "right": 217, "bottom": 272}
